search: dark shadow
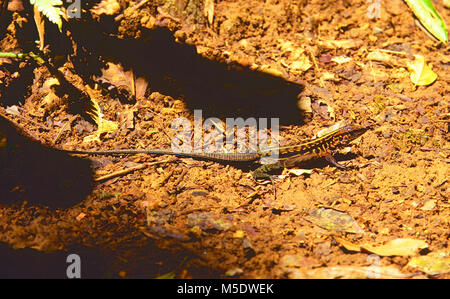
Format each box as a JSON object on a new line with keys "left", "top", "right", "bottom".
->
{"left": 0, "top": 114, "right": 94, "bottom": 208}
{"left": 0, "top": 242, "right": 110, "bottom": 278}
{"left": 0, "top": 239, "right": 222, "bottom": 278}
{"left": 0, "top": 62, "right": 35, "bottom": 107}
{"left": 254, "top": 152, "right": 361, "bottom": 177}
{"left": 68, "top": 23, "right": 304, "bottom": 125}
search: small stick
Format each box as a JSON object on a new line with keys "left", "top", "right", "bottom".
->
{"left": 156, "top": 6, "right": 181, "bottom": 23}
{"left": 269, "top": 176, "right": 277, "bottom": 201}
{"left": 374, "top": 48, "right": 409, "bottom": 56}
{"left": 173, "top": 168, "right": 188, "bottom": 189}
{"left": 94, "top": 159, "right": 172, "bottom": 182}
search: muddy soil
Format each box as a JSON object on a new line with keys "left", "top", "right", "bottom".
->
{"left": 0, "top": 0, "right": 448, "bottom": 278}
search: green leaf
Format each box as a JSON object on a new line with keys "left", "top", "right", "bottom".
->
{"left": 30, "top": 0, "right": 63, "bottom": 31}
{"left": 404, "top": 0, "right": 448, "bottom": 43}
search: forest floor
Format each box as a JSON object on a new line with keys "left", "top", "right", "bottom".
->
{"left": 0, "top": 0, "right": 448, "bottom": 278}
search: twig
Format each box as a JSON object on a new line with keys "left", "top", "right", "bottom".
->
{"left": 305, "top": 46, "right": 323, "bottom": 87}
{"left": 173, "top": 168, "right": 188, "bottom": 191}
{"left": 419, "top": 147, "right": 450, "bottom": 152}
{"left": 94, "top": 159, "right": 172, "bottom": 182}
{"left": 374, "top": 48, "right": 409, "bottom": 56}
{"left": 156, "top": 6, "right": 181, "bottom": 23}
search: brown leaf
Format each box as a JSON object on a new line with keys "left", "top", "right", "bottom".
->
{"left": 279, "top": 254, "right": 321, "bottom": 269}
{"left": 187, "top": 212, "right": 233, "bottom": 232}
{"left": 335, "top": 237, "right": 362, "bottom": 252}
{"left": 288, "top": 265, "right": 408, "bottom": 279}
{"left": 135, "top": 77, "right": 148, "bottom": 99}
{"left": 98, "top": 62, "right": 133, "bottom": 91}
{"left": 8, "top": 0, "right": 24, "bottom": 11}
{"left": 408, "top": 251, "right": 450, "bottom": 275}
{"left": 118, "top": 108, "right": 135, "bottom": 130}
{"left": 420, "top": 200, "right": 436, "bottom": 211}
{"left": 320, "top": 39, "right": 363, "bottom": 50}
{"left": 97, "top": 62, "right": 148, "bottom": 99}
{"left": 336, "top": 238, "right": 429, "bottom": 257}
{"left": 362, "top": 238, "right": 428, "bottom": 257}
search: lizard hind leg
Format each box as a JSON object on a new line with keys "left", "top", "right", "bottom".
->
{"left": 252, "top": 163, "right": 281, "bottom": 202}
{"left": 252, "top": 162, "right": 283, "bottom": 180}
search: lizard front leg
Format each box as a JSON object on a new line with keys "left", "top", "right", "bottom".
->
{"left": 325, "top": 154, "right": 349, "bottom": 169}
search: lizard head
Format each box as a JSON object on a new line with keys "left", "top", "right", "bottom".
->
{"left": 331, "top": 123, "right": 373, "bottom": 148}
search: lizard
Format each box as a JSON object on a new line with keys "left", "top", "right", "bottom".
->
{"left": 63, "top": 123, "right": 373, "bottom": 179}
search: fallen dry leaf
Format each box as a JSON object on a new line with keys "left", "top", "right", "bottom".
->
{"left": 187, "top": 212, "right": 233, "bottom": 232}
{"left": 83, "top": 93, "right": 119, "bottom": 143}
{"left": 321, "top": 71, "right": 340, "bottom": 81}
{"left": 316, "top": 121, "right": 345, "bottom": 138}
{"left": 96, "top": 62, "right": 148, "bottom": 98}
{"left": 98, "top": 62, "right": 132, "bottom": 90}
{"left": 297, "top": 97, "right": 312, "bottom": 113}
{"left": 407, "top": 251, "right": 450, "bottom": 275}
{"left": 408, "top": 54, "right": 437, "bottom": 86}
{"left": 91, "top": 0, "right": 121, "bottom": 16}
{"left": 307, "top": 208, "right": 364, "bottom": 234}
{"left": 76, "top": 212, "right": 86, "bottom": 221}
{"left": 118, "top": 108, "right": 136, "bottom": 130}
{"left": 83, "top": 118, "right": 119, "bottom": 143}
{"left": 5, "top": 105, "right": 20, "bottom": 116}
{"left": 260, "top": 65, "right": 284, "bottom": 77}
{"left": 311, "top": 99, "right": 336, "bottom": 120}
{"left": 278, "top": 41, "right": 312, "bottom": 73}
{"left": 335, "top": 237, "right": 362, "bottom": 252}
{"left": 233, "top": 230, "right": 245, "bottom": 239}
{"left": 286, "top": 265, "right": 408, "bottom": 279}
{"left": 290, "top": 58, "right": 312, "bottom": 73}
{"left": 420, "top": 200, "right": 436, "bottom": 211}
{"left": 287, "top": 168, "right": 314, "bottom": 176}
{"left": 279, "top": 254, "right": 321, "bottom": 269}
{"left": 134, "top": 77, "right": 148, "bottom": 99}
{"left": 331, "top": 56, "right": 352, "bottom": 64}
{"left": 362, "top": 238, "right": 428, "bottom": 257}
{"left": 366, "top": 50, "right": 398, "bottom": 66}
{"left": 320, "top": 39, "right": 363, "bottom": 49}
{"left": 336, "top": 238, "right": 429, "bottom": 257}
